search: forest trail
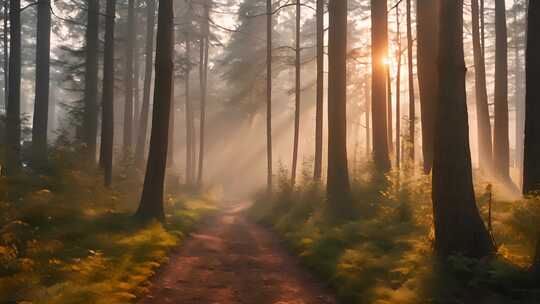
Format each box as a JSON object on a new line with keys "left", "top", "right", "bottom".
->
{"left": 139, "top": 202, "right": 337, "bottom": 304}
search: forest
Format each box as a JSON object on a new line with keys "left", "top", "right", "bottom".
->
{"left": 0, "top": 0, "right": 539, "bottom": 303}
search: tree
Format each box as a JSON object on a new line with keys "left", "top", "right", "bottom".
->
{"left": 135, "top": 0, "right": 174, "bottom": 221}
{"left": 183, "top": 8, "right": 196, "bottom": 186}
{"left": 5, "top": 0, "right": 21, "bottom": 176}
{"left": 471, "top": 0, "right": 493, "bottom": 174}
{"left": 432, "top": 0, "right": 494, "bottom": 258}
{"left": 326, "top": 0, "right": 351, "bottom": 211}
{"left": 2, "top": 0, "right": 7, "bottom": 111}
{"left": 82, "top": 0, "right": 99, "bottom": 161}
{"left": 370, "top": 0, "right": 390, "bottom": 172}
{"left": 100, "top": 0, "right": 116, "bottom": 186}
{"left": 313, "top": 0, "right": 323, "bottom": 181}
{"left": 416, "top": 0, "right": 438, "bottom": 173}
{"left": 395, "top": 5, "right": 402, "bottom": 168}
{"left": 523, "top": 0, "right": 540, "bottom": 195}
{"left": 291, "top": 0, "right": 300, "bottom": 186}
{"left": 266, "top": 0, "right": 273, "bottom": 193}
{"left": 31, "top": 0, "right": 52, "bottom": 167}
{"left": 523, "top": 0, "right": 540, "bottom": 275}
{"left": 135, "top": 0, "right": 156, "bottom": 168}
{"left": 197, "top": 0, "right": 209, "bottom": 188}
{"left": 493, "top": 0, "right": 510, "bottom": 181}
{"left": 406, "top": 0, "right": 414, "bottom": 162}
{"left": 124, "top": 0, "right": 135, "bottom": 153}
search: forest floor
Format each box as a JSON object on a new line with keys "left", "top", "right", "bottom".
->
{"left": 139, "top": 201, "right": 337, "bottom": 304}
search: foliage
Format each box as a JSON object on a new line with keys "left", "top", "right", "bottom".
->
{"left": 249, "top": 162, "right": 540, "bottom": 304}
{"left": 0, "top": 142, "right": 217, "bottom": 303}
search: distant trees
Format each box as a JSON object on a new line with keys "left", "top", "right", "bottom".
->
{"left": 135, "top": 0, "right": 157, "bottom": 168}
{"left": 82, "top": 0, "right": 99, "bottom": 162}
{"left": 493, "top": 0, "right": 510, "bottom": 182}
{"left": 100, "top": 0, "right": 116, "bottom": 186}
{"left": 432, "top": 0, "right": 494, "bottom": 258}
{"left": 471, "top": 0, "right": 493, "bottom": 174}
{"left": 370, "top": 0, "right": 390, "bottom": 173}
{"left": 416, "top": 0, "right": 438, "bottom": 174}
{"left": 326, "top": 0, "right": 350, "bottom": 210}
{"left": 5, "top": 0, "right": 21, "bottom": 176}
{"left": 124, "top": 0, "right": 136, "bottom": 153}
{"left": 31, "top": 0, "right": 51, "bottom": 167}
{"left": 135, "top": 0, "right": 174, "bottom": 221}
{"left": 197, "top": 0, "right": 210, "bottom": 188}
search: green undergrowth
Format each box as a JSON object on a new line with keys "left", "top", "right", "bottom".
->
{"left": 0, "top": 146, "right": 217, "bottom": 303}
{"left": 249, "top": 162, "right": 540, "bottom": 304}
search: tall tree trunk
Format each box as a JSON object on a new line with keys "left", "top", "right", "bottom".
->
{"left": 386, "top": 65, "right": 393, "bottom": 154}
{"left": 514, "top": 4, "right": 525, "bottom": 185}
{"left": 313, "top": 0, "right": 323, "bottom": 181}
{"left": 133, "top": 6, "right": 141, "bottom": 134}
{"left": 184, "top": 29, "right": 194, "bottom": 186}
{"left": 493, "top": 0, "right": 510, "bottom": 181}
{"left": 135, "top": 0, "right": 174, "bottom": 221}
{"left": 432, "top": 0, "right": 494, "bottom": 258}
{"left": 5, "top": 0, "right": 20, "bottom": 176}
{"left": 100, "top": 0, "right": 116, "bottom": 186}
{"left": 31, "top": 0, "right": 51, "bottom": 168}
{"left": 197, "top": 2, "right": 209, "bottom": 188}
{"left": 416, "top": 0, "right": 438, "bottom": 173}
{"left": 365, "top": 79, "right": 371, "bottom": 158}
{"left": 471, "top": 0, "right": 493, "bottom": 174}
{"left": 135, "top": 0, "right": 156, "bottom": 168}
{"left": 406, "top": 0, "right": 415, "bottom": 162}
{"left": 523, "top": 0, "right": 540, "bottom": 195}
{"left": 395, "top": 6, "right": 402, "bottom": 169}
{"left": 291, "top": 0, "right": 300, "bottom": 186}
{"left": 523, "top": 0, "right": 540, "bottom": 274}
{"left": 327, "top": 0, "right": 351, "bottom": 211}
{"left": 167, "top": 30, "right": 175, "bottom": 168}
{"left": 266, "top": 0, "right": 273, "bottom": 193}
{"left": 371, "top": 0, "right": 390, "bottom": 172}
{"left": 82, "top": 0, "right": 99, "bottom": 161}
{"left": 124, "top": 0, "right": 135, "bottom": 153}
{"left": 480, "top": 0, "right": 485, "bottom": 56}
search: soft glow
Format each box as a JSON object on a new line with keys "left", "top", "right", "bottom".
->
{"left": 382, "top": 57, "right": 391, "bottom": 66}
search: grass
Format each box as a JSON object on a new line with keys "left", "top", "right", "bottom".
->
{"left": 0, "top": 146, "right": 218, "bottom": 303}
{"left": 249, "top": 161, "right": 540, "bottom": 304}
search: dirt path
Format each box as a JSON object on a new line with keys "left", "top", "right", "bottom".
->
{"left": 139, "top": 202, "right": 337, "bottom": 304}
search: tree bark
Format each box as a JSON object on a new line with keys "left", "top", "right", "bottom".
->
{"left": 135, "top": 0, "right": 174, "bottom": 221}
{"left": 197, "top": 2, "right": 209, "bottom": 188}
{"left": 386, "top": 65, "right": 392, "bottom": 154}
{"left": 371, "top": 0, "right": 390, "bottom": 172}
{"left": 167, "top": 28, "right": 175, "bottom": 168}
{"left": 184, "top": 27, "right": 195, "bottom": 186}
{"left": 523, "top": 0, "right": 540, "bottom": 195}
{"left": 416, "top": 0, "right": 438, "bottom": 174}
{"left": 395, "top": 6, "right": 401, "bottom": 169}
{"left": 82, "top": 0, "right": 99, "bottom": 162}
{"left": 365, "top": 79, "right": 371, "bottom": 158}
{"left": 327, "top": 0, "right": 351, "bottom": 211}
{"left": 135, "top": 0, "right": 156, "bottom": 168}
{"left": 291, "top": 0, "right": 300, "bottom": 186}
{"left": 100, "top": 0, "right": 116, "bottom": 186}
{"left": 31, "top": 0, "right": 51, "bottom": 168}
{"left": 124, "top": 0, "right": 135, "bottom": 153}
{"left": 493, "top": 0, "right": 510, "bottom": 181}
{"left": 471, "top": 0, "right": 493, "bottom": 174}
{"left": 514, "top": 4, "right": 525, "bottom": 185}
{"left": 524, "top": 0, "right": 540, "bottom": 275}
{"left": 432, "top": 0, "right": 495, "bottom": 258}
{"left": 406, "top": 0, "right": 414, "bottom": 162}
{"left": 266, "top": 0, "right": 273, "bottom": 193}
{"left": 5, "top": 0, "right": 20, "bottom": 176}
{"left": 313, "top": 0, "right": 323, "bottom": 181}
